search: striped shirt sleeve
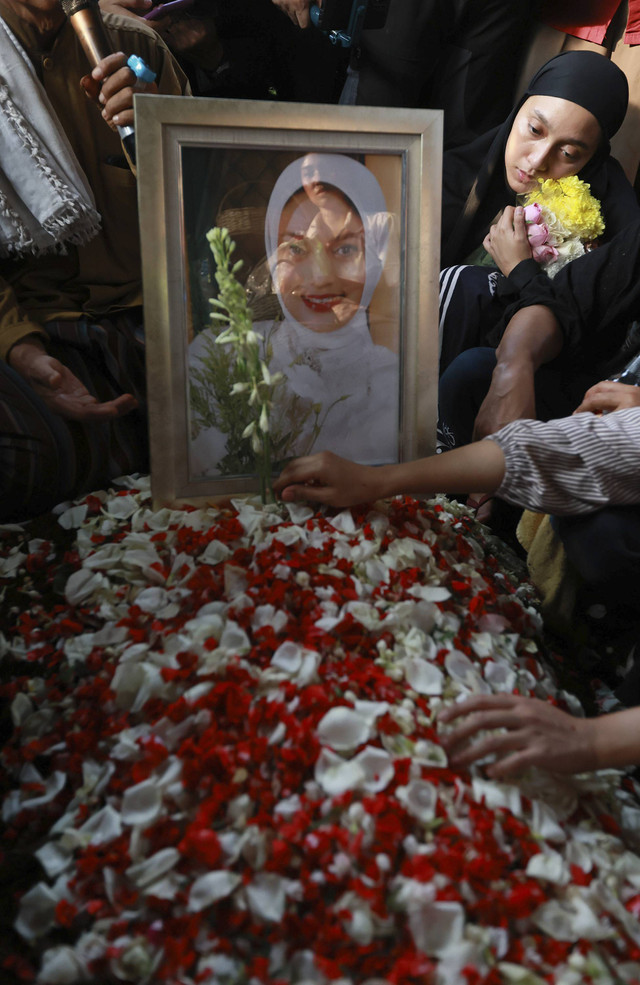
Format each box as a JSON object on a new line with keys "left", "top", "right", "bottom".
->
{"left": 487, "top": 407, "right": 640, "bottom": 515}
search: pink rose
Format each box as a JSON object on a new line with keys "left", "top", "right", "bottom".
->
{"left": 523, "top": 203, "right": 542, "bottom": 224}
{"left": 526, "top": 222, "right": 550, "bottom": 248}
{"left": 531, "top": 243, "right": 558, "bottom": 263}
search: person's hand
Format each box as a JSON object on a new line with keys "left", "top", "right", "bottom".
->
{"left": 438, "top": 694, "right": 597, "bottom": 778}
{"left": 574, "top": 380, "right": 640, "bottom": 415}
{"left": 99, "top": 0, "right": 152, "bottom": 18}
{"left": 272, "top": 0, "right": 313, "bottom": 28}
{"left": 8, "top": 339, "right": 138, "bottom": 421}
{"left": 81, "top": 51, "right": 158, "bottom": 131}
{"left": 483, "top": 206, "right": 532, "bottom": 277}
{"left": 273, "top": 450, "right": 382, "bottom": 507}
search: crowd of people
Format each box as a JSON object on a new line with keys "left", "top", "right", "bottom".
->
{"left": 1, "top": 0, "right": 640, "bottom": 774}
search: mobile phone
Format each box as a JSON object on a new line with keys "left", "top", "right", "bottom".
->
{"left": 143, "top": 0, "right": 195, "bottom": 21}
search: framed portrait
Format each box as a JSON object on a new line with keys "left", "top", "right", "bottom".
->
{"left": 135, "top": 95, "right": 442, "bottom": 506}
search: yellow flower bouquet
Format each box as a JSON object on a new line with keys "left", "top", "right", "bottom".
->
{"left": 520, "top": 174, "right": 605, "bottom": 278}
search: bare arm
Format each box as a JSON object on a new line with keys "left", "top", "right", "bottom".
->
{"left": 473, "top": 304, "right": 564, "bottom": 440}
{"left": 438, "top": 694, "right": 640, "bottom": 776}
{"left": 273, "top": 441, "right": 507, "bottom": 508}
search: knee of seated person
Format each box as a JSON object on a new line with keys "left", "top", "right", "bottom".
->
{"left": 440, "top": 347, "right": 497, "bottom": 401}
{"left": 555, "top": 509, "right": 640, "bottom": 590}
{"left": 0, "top": 436, "right": 75, "bottom": 523}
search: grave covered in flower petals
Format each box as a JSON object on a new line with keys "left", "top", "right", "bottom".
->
{"left": 2, "top": 477, "right": 640, "bottom": 985}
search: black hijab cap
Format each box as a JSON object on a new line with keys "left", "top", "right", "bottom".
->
{"left": 523, "top": 50, "right": 629, "bottom": 141}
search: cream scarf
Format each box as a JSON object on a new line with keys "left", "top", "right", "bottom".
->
{"left": 0, "top": 16, "right": 101, "bottom": 257}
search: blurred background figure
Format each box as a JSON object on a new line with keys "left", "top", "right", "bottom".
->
{"left": 524, "top": 1, "right": 640, "bottom": 186}
{"left": 273, "top": 0, "right": 538, "bottom": 150}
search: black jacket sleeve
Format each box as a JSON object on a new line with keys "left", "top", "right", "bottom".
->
{"left": 487, "top": 218, "right": 640, "bottom": 369}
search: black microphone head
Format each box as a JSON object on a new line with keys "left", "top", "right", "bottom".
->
{"left": 60, "top": 0, "right": 99, "bottom": 16}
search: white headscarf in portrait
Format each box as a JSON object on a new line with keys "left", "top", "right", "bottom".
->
{"left": 264, "top": 152, "right": 390, "bottom": 346}
{"left": 263, "top": 152, "right": 398, "bottom": 463}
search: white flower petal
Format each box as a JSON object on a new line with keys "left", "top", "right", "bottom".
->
{"left": 317, "top": 706, "right": 371, "bottom": 751}
{"left": 315, "top": 748, "right": 365, "bottom": 796}
{"left": 14, "top": 883, "right": 59, "bottom": 941}
{"left": 409, "top": 900, "right": 465, "bottom": 957}
{"left": 133, "top": 587, "right": 170, "bottom": 613}
{"left": 397, "top": 779, "right": 437, "bottom": 822}
{"left": 65, "top": 568, "right": 107, "bottom": 605}
{"left": 246, "top": 873, "right": 287, "bottom": 922}
{"left": 126, "top": 847, "right": 180, "bottom": 888}
{"left": 37, "top": 946, "right": 86, "bottom": 984}
{"left": 404, "top": 657, "right": 444, "bottom": 695}
{"left": 526, "top": 849, "right": 570, "bottom": 885}
{"left": 353, "top": 746, "right": 394, "bottom": 792}
{"left": 121, "top": 779, "right": 163, "bottom": 827}
{"left": 78, "top": 805, "right": 122, "bottom": 846}
{"left": 188, "top": 871, "right": 242, "bottom": 912}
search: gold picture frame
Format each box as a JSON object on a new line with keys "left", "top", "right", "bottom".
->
{"left": 135, "top": 94, "right": 442, "bottom": 507}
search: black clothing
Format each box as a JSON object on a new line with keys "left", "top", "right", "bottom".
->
{"left": 496, "top": 217, "right": 640, "bottom": 371}
{"left": 353, "top": 0, "right": 536, "bottom": 149}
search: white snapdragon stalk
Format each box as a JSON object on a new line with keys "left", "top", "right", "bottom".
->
{"left": 205, "top": 227, "right": 284, "bottom": 503}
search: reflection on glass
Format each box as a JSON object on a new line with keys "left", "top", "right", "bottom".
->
{"left": 189, "top": 153, "right": 399, "bottom": 477}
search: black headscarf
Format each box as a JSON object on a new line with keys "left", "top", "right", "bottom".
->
{"left": 441, "top": 50, "right": 636, "bottom": 268}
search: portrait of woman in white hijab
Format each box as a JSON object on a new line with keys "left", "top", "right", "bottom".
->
{"left": 189, "top": 152, "right": 400, "bottom": 478}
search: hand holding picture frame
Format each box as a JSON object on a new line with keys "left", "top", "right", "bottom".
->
{"left": 135, "top": 95, "right": 442, "bottom": 506}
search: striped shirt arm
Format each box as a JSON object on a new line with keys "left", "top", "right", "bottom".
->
{"left": 488, "top": 407, "right": 640, "bottom": 515}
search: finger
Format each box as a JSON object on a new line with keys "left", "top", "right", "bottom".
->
{"left": 438, "top": 693, "right": 516, "bottom": 724}
{"left": 442, "top": 710, "right": 528, "bottom": 756}
{"left": 80, "top": 74, "right": 101, "bottom": 102}
{"left": 32, "top": 365, "right": 64, "bottom": 389}
{"left": 486, "top": 748, "right": 539, "bottom": 779}
{"left": 447, "top": 729, "right": 529, "bottom": 769}
{"left": 91, "top": 51, "right": 128, "bottom": 82}
{"left": 274, "top": 456, "right": 326, "bottom": 488}
{"left": 49, "top": 391, "right": 137, "bottom": 421}
{"left": 574, "top": 393, "right": 614, "bottom": 414}
{"left": 279, "top": 482, "right": 334, "bottom": 504}
{"left": 512, "top": 206, "right": 527, "bottom": 237}
{"left": 78, "top": 393, "right": 138, "bottom": 417}
{"left": 499, "top": 206, "right": 515, "bottom": 228}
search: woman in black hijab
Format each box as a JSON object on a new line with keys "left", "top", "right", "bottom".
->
{"left": 438, "top": 50, "right": 640, "bottom": 375}
{"left": 442, "top": 50, "right": 635, "bottom": 267}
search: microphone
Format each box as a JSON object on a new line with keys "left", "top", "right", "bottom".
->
{"left": 59, "top": 0, "right": 156, "bottom": 165}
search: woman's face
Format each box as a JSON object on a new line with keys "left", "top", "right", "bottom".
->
{"left": 504, "top": 94, "right": 602, "bottom": 195}
{"left": 274, "top": 189, "right": 366, "bottom": 332}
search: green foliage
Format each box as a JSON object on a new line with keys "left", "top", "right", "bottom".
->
{"left": 189, "top": 227, "right": 345, "bottom": 498}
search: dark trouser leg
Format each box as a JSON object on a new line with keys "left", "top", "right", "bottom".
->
{"left": 429, "top": 0, "right": 536, "bottom": 147}
{"left": 554, "top": 508, "right": 640, "bottom": 702}
{"left": 0, "top": 360, "right": 78, "bottom": 520}
{"left": 438, "top": 265, "right": 505, "bottom": 376}
{"left": 555, "top": 507, "right": 640, "bottom": 611}
{"left": 355, "top": 0, "right": 535, "bottom": 147}
{"left": 355, "top": 0, "right": 458, "bottom": 108}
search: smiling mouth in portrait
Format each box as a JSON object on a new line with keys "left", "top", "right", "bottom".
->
{"left": 301, "top": 293, "right": 346, "bottom": 312}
